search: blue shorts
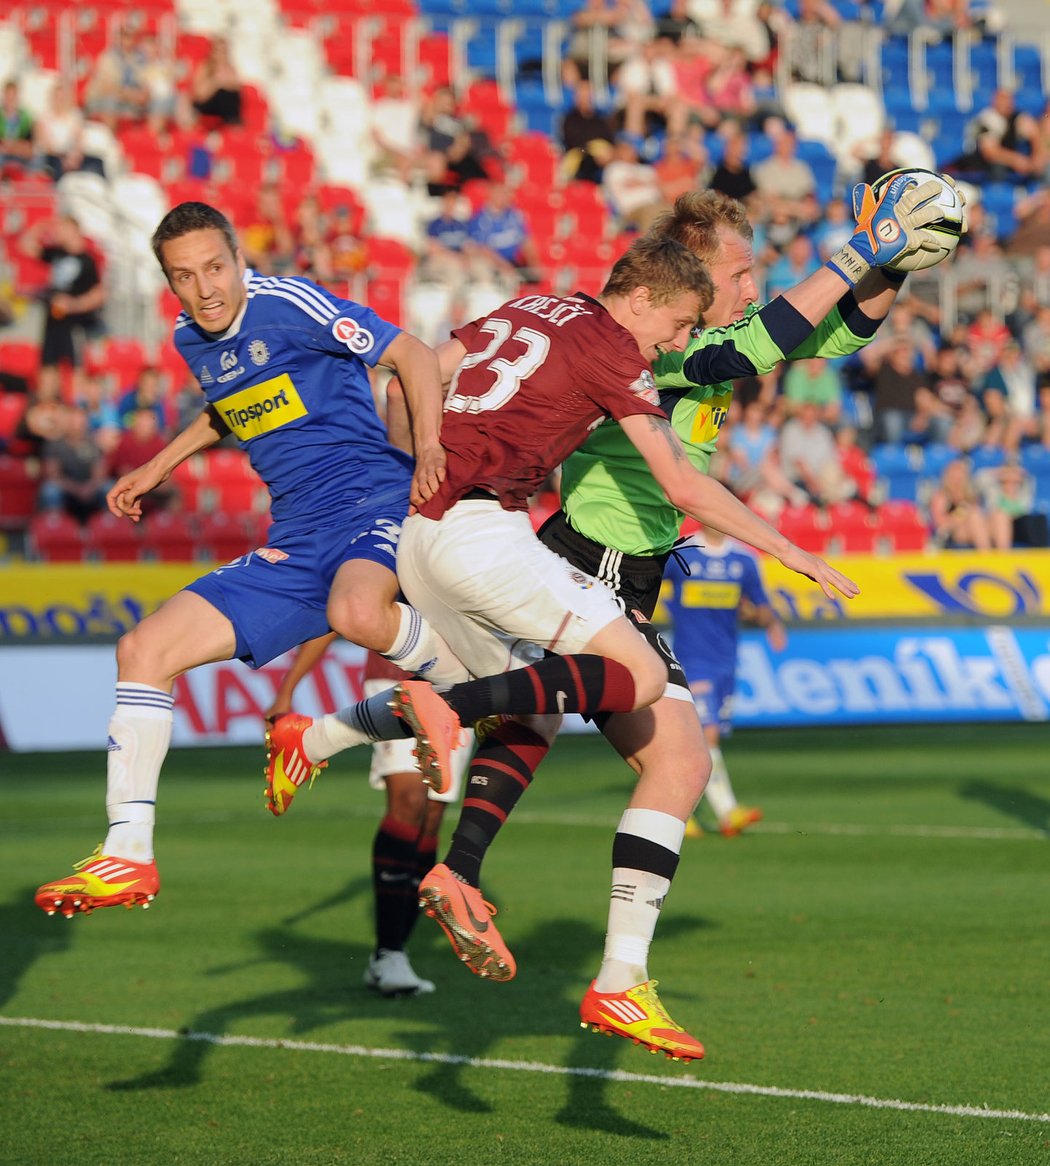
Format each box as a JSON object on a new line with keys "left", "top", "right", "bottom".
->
{"left": 689, "top": 670, "right": 735, "bottom": 736}
{"left": 186, "top": 488, "right": 407, "bottom": 668}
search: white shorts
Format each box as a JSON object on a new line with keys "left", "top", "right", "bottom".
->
{"left": 396, "top": 501, "right": 624, "bottom": 678}
{"left": 364, "top": 679, "right": 472, "bottom": 803}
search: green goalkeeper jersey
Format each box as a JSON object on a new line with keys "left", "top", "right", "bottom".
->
{"left": 560, "top": 295, "right": 879, "bottom": 556}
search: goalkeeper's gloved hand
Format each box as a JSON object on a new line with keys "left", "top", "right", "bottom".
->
{"left": 826, "top": 172, "right": 950, "bottom": 286}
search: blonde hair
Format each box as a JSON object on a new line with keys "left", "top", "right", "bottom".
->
{"left": 649, "top": 190, "right": 753, "bottom": 264}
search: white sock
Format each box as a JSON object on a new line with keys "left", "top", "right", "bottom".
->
{"left": 102, "top": 683, "right": 173, "bottom": 863}
{"left": 595, "top": 808, "right": 684, "bottom": 994}
{"left": 702, "top": 746, "right": 737, "bottom": 821}
{"left": 304, "top": 691, "right": 406, "bottom": 761}
{"left": 381, "top": 602, "right": 469, "bottom": 688}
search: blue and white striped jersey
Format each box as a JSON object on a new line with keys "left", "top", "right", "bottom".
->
{"left": 173, "top": 270, "right": 411, "bottom": 536}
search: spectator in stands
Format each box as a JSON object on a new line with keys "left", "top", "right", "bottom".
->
{"left": 370, "top": 74, "right": 422, "bottom": 184}
{"left": 463, "top": 182, "right": 542, "bottom": 289}
{"left": 778, "top": 399, "right": 858, "bottom": 509}
{"left": 1020, "top": 303, "right": 1050, "bottom": 379}
{"left": 34, "top": 79, "right": 105, "bottom": 181}
{"left": 690, "top": 0, "right": 771, "bottom": 65}
{"left": 952, "top": 227, "right": 1020, "bottom": 325}
{"left": 241, "top": 184, "right": 296, "bottom": 276}
{"left": 965, "top": 305, "right": 1012, "bottom": 377}
{"left": 752, "top": 125, "right": 818, "bottom": 229}
{"left": 978, "top": 338, "right": 1049, "bottom": 452}
{"left": 117, "top": 367, "right": 169, "bottom": 434}
{"left": 976, "top": 458, "right": 1045, "bottom": 548}
{"left": 612, "top": 35, "right": 682, "bottom": 140}
{"left": 418, "top": 188, "right": 471, "bottom": 295}
{"left": 810, "top": 197, "right": 854, "bottom": 263}
{"left": 870, "top": 338, "right": 945, "bottom": 446}
{"left": 763, "top": 232, "right": 820, "bottom": 300}
{"left": 74, "top": 369, "right": 120, "bottom": 438}
{"left": 701, "top": 46, "right": 757, "bottom": 128}
{"left": 782, "top": 355, "right": 844, "bottom": 428}
{"left": 835, "top": 425, "right": 875, "bottom": 502}
{"left": 602, "top": 133, "right": 666, "bottom": 231}
{"left": 929, "top": 345, "right": 987, "bottom": 451}
{"left": 564, "top": 0, "right": 656, "bottom": 87}
{"left": 928, "top": 457, "right": 996, "bottom": 549}
{"left": 653, "top": 131, "right": 710, "bottom": 204}
{"left": 656, "top": 0, "right": 704, "bottom": 42}
{"left": 0, "top": 80, "right": 38, "bottom": 176}
{"left": 949, "top": 88, "right": 1040, "bottom": 183}
{"left": 784, "top": 0, "right": 841, "bottom": 86}
{"left": 20, "top": 215, "right": 105, "bottom": 373}
{"left": 106, "top": 408, "right": 175, "bottom": 515}
{"left": 419, "top": 87, "right": 491, "bottom": 192}
{"left": 138, "top": 34, "right": 181, "bottom": 135}
{"left": 1006, "top": 191, "right": 1050, "bottom": 261}
{"left": 38, "top": 404, "right": 108, "bottom": 525}
{"left": 8, "top": 367, "right": 66, "bottom": 459}
{"left": 560, "top": 79, "right": 617, "bottom": 185}
{"left": 861, "top": 300, "right": 939, "bottom": 371}
{"left": 190, "top": 36, "right": 243, "bottom": 127}
{"left": 709, "top": 124, "right": 758, "bottom": 204}
{"left": 84, "top": 26, "right": 151, "bottom": 130}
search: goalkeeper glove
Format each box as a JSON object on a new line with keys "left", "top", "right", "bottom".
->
{"left": 826, "top": 172, "right": 950, "bottom": 286}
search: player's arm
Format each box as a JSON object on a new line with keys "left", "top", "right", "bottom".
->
{"left": 106, "top": 405, "right": 227, "bottom": 522}
{"left": 618, "top": 412, "right": 859, "bottom": 601}
{"left": 376, "top": 331, "right": 446, "bottom": 507}
{"left": 265, "top": 631, "right": 340, "bottom": 723}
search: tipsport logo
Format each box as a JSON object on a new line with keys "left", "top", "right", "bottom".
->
{"left": 218, "top": 374, "right": 308, "bottom": 440}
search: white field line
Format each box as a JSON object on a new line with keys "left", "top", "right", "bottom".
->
{"left": 1, "top": 1015, "right": 1048, "bottom": 1125}
{"left": 15, "top": 809, "right": 1048, "bottom": 841}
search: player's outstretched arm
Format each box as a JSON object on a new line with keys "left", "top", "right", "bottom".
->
{"left": 379, "top": 332, "right": 447, "bottom": 508}
{"left": 106, "top": 406, "right": 227, "bottom": 522}
{"left": 264, "top": 631, "right": 340, "bottom": 723}
{"left": 619, "top": 413, "right": 860, "bottom": 601}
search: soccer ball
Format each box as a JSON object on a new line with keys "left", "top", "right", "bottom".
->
{"left": 871, "top": 167, "right": 966, "bottom": 272}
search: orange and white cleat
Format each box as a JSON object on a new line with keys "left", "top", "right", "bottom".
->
{"left": 580, "top": 979, "right": 705, "bottom": 1063}
{"left": 264, "top": 713, "right": 327, "bottom": 816}
{"left": 718, "top": 805, "right": 763, "bottom": 838}
{"left": 388, "top": 681, "right": 462, "bottom": 796}
{"left": 35, "top": 845, "right": 159, "bottom": 918}
{"left": 418, "top": 863, "right": 516, "bottom": 981}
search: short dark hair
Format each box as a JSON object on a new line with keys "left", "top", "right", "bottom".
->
{"left": 600, "top": 233, "right": 713, "bottom": 312}
{"left": 151, "top": 202, "right": 239, "bottom": 274}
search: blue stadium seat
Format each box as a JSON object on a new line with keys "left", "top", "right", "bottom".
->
{"left": 931, "top": 110, "right": 970, "bottom": 168}
{"left": 982, "top": 183, "right": 1018, "bottom": 240}
{"left": 969, "top": 445, "right": 1007, "bottom": 471}
{"left": 871, "top": 444, "right": 922, "bottom": 501}
{"left": 967, "top": 39, "right": 999, "bottom": 94}
{"left": 921, "top": 443, "right": 959, "bottom": 482}
{"left": 1020, "top": 444, "right": 1050, "bottom": 476}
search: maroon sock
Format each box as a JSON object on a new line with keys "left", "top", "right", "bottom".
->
{"left": 372, "top": 814, "right": 421, "bottom": 952}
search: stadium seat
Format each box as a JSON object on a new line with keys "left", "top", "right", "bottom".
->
{"left": 777, "top": 503, "right": 830, "bottom": 554}
{"left": 0, "top": 392, "right": 27, "bottom": 442}
{"left": 28, "top": 510, "right": 86, "bottom": 562}
{"left": 826, "top": 500, "right": 877, "bottom": 553}
{"left": 875, "top": 500, "right": 929, "bottom": 553}
{"left": 871, "top": 444, "right": 922, "bottom": 501}
{"left": 0, "top": 454, "right": 39, "bottom": 533}
{"left": 969, "top": 445, "right": 1007, "bottom": 472}
{"left": 0, "top": 340, "right": 42, "bottom": 391}
{"left": 86, "top": 510, "right": 143, "bottom": 562}
{"left": 920, "top": 442, "right": 959, "bottom": 482}
{"left": 140, "top": 510, "right": 199, "bottom": 562}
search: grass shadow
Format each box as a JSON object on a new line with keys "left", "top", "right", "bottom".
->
{"left": 958, "top": 781, "right": 1050, "bottom": 834}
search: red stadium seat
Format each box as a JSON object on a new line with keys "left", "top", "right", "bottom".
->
{"left": 0, "top": 340, "right": 42, "bottom": 391}
{"left": 777, "top": 503, "right": 831, "bottom": 554}
{"left": 84, "top": 336, "right": 150, "bottom": 390}
{"left": 140, "top": 510, "right": 199, "bottom": 562}
{"left": 29, "top": 510, "right": 86, "bottom": 562}
{"left": 0, "top": 392, "right": 27, "bottom": 441}
{"left": 826, "top": 500, "right": 877, "bottom": 553}
{"left": 875, "top": 500, "right": 929, "bottom": 553}
{"left": 0, "top": 454, "right": 39, "bottom": 532}
{"left": 196, "top": 511, "right": 261, "bottom": 562}
{"left": 366, "top": 276, "right": 406, "bottom": 327}
{"left": 86, "top": 509, "right": 144, "bottom": 562}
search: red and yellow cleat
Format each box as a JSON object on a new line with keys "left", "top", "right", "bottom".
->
{"left": 580, "top": 979, "right": 705, "bottom": 1063}
{"left": 264, "top": 713, "right": 327, "bottom": 816}
{"left": 718, "top": 805, "right": 763, "bottom": 838}
{"left": 35, "top": 845, "right": 159, "bottom": 918}
{"left": 388, "top": 681, "right": 462, "bottom": 796}
{"left": 418, "top": 862, "right": 516, "bottom": 981}
{"left": 684, "top": 815, "right": 704, "bottom": 839}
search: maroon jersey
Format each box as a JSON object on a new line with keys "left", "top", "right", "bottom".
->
{"left": 418, "top": 292, "right": 664, "bottom": 519}
{"left": 363, "top": 651, "right": 410, "bottom": 684}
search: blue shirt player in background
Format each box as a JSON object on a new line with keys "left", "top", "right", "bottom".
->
{"left": 662, "top": 524, "right": 788, "bottom": 838}
{"left": 35, "top": 200, "right": 469, "bottom": 919}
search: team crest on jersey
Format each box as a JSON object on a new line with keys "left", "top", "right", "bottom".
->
{"left": 332, "top": 317, "right": 375, "bottom": 355}
{"left": 219, "top": 373, "right": 308, "bottom": 440}
{"left": 570, "top": 571, "right": 594, "bottom": 589}
{"left": 249, "top": 340, "right": 270, "bottom": 366}
{"left": 255, "top": 547, "right": 289, "bottom": 564}
{"left": 629, "top": 369, "right": 659, "bottom": 405}
{"left": 199, "top": 365, "right": 214, "bottom": 385}
{"left": 218, "top": 349, "right": 245, "bottom": 383}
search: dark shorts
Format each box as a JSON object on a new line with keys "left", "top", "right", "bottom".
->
{"left": 537, "top": 509, "right": 688, "bottom": 694}
{"left": 186, "top": 487, "right": 408, "bottom": 668}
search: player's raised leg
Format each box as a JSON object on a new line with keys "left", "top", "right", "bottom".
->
{"left": 35, "top": 590, "right": 236, "bottom": 917}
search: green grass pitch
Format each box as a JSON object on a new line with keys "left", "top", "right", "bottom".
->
{"left": 2, "top": 725, "right": 1048, "bottom": 1166}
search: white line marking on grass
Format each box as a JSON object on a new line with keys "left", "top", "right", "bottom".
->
{"left": 2, "top": 1015, "right": 1048, "bottom": 1124}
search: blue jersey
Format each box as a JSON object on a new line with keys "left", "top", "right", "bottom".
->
{"left": 174, "top": 270, "right": 412, "bottom": 538}
{"left": 663, "top": 540, "right": 771, "bottom": 680}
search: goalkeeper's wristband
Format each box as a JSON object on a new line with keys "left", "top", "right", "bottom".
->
{"left": 825, "top": 243, "right": 871, "bottom": 287}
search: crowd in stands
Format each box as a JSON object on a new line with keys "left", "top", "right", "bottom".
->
{"left": 2, "top": 0, "right": 1050, "bottom": 563}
